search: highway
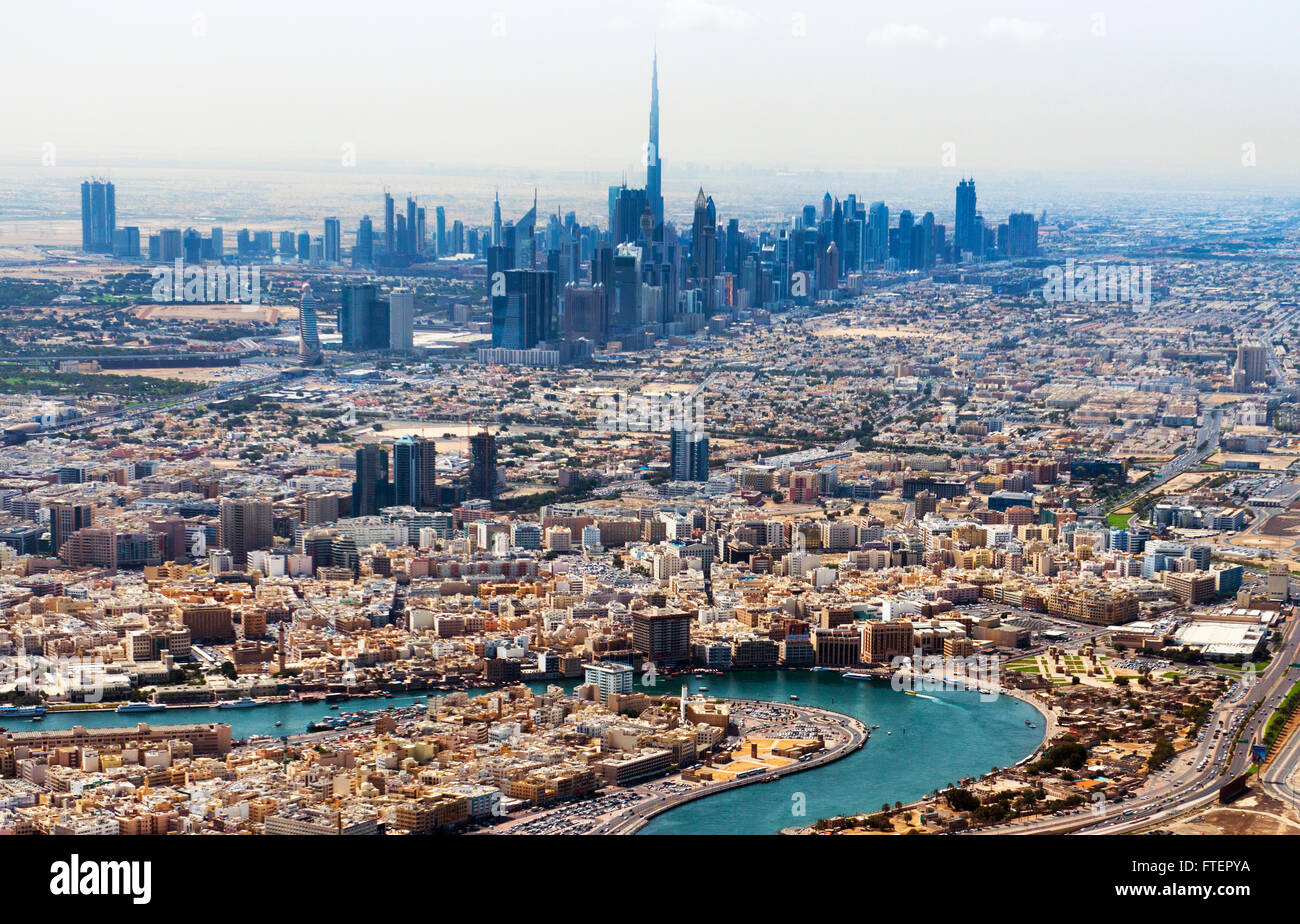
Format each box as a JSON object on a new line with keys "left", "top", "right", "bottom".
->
{"left": 37, "top": 373, "right": 283, "bottom": 435}
{"left": 1255, "top": 676, "right": 1300, "bottom": 810}
{"left": 1084, "top": 407, "right": 1222, "bottom": 519}
{"left": 982, "top": 612, "right": 1300, "bottom": 835}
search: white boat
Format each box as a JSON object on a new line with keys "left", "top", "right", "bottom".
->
{"left": 0, "top": 705, "right": 46, "bottom": 718}
{"left": 217, "top": 697, "right": 265, "bottom": 710}
{"left": 116, "top": 702, "right": 164, "bottom": 713}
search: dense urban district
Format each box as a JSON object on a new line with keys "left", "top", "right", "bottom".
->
{"left": 2, "top": 56, "right": 1300, "bottom": 836}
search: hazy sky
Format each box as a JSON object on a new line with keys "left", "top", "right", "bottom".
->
{"left": 2, "top": 0, "right": 1297, "bottom": 179}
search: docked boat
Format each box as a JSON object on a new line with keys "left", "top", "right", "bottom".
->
{"left": 0, "top": 705, "right": 47, "bottom": 718}
{"left": 217, "top": 697, "right": 265, "bottom": 710}
{"left": 116, "top": 702, "right": 164, "bottom": 714}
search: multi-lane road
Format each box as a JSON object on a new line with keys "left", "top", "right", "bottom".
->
{"left": 983, "top": 613, "right": 1300, "bottom": 834}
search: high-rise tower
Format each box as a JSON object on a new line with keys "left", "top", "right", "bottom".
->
{"left": 955, "top": 178, "right": 977, "bottom": 256}
{"left": 646, "top": 49, "right": 663, "bottom": 237}
{"left": 298, "top": 283, "right": 322, "bottom": 362}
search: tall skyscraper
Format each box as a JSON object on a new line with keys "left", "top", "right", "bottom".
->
{"left": 469, "top": 430, "right": 499, "bottom": 500}
{"left": 646, "top": 49, "right": 663, "bottom": 236}
{"left": 387, "top": 285, "right": 415, "bottom": 352}
{"left": 435, "top": 206, "right": 447, "bottom": 255}
{"left": 354, "top": 215, "right": 373, "bottom": 267}
{"left": 691, "top": 188, "right": 718, "bottom": 308}
{"left": 955, "top": 178, "right": 977, "bottom": 256}
{"left": 339, "top": 284, "right": 388, "bottom": 351}
{"left": 1001, "top": 211, "right": 1039, "bottom": 258}
{"left": 392, "top": 435, "right": 438, "bottom": 509}
{"left": 383, "top": 190, "right": 396, "bottom": 258}
{"left": 298, "top": 283, "right": 322, "bottom": 362}
{"left": 867, "top": 201, "right": 889, "bottom": 266}
{"left": 670, "top": 427, "right": 709, "bottom": 482}
{"left": 1236, "top": 342, "right": 1269, "bottom": 390}
{"left": 352, "top": 445, "right": 393, "bottom": 516}
{"left": 219, "top": 497, "right": 273, "bottom": 570}
{"left": 491, "top": 269, "right": 555, "bottom": 350}
{"left": 323, "top": 216, "right": 341, "bottom": 264}
{"left": 80, "top": 179, "right": 116, "bottom": 252}
{"left": 406, "top": 196, "right": 418, "bottom": 255}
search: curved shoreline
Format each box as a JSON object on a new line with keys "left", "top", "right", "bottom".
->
{"left": 775, "top": 683, "right": 1055, "bottom": 834}
{"left": 601, "top": 700, "right": 869, "bottom": 835}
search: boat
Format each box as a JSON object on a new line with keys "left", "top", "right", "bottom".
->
{"left": 329, "top": 704, "right": 339, "bottom": 710}
{"left": 904, "top": 690, "right": 918, "bottom": 696}
{"left": 789, "top": 694, "right": 799, "bottom": 701}
{"left": 116, "top": 702, "right": 164, "bottom": 714}
{"left": 0, "top": 705, "right": 47, "bottom": 718}
{"left": 843, "top": 671, "right": 873, "bottom": 680}
{"left": 871, "top": 724, "right": 880, "bottom": 729}
{"left": 31, "top": 715, "right": 43, "bottom": 722}
{"left": 274, "top": 721, "right": 282, "bottom": 727}
{"left": 887, "top": 730, "right": 892, "bottom": 735}
{"left": 697, "top": 686, "right": 709, "bottom": 693}
{"left": 217, "top": 697, "right": 265, "bottom": 710}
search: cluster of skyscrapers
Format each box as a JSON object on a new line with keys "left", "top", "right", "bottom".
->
{"left": 350, "top": 428, "right": 498, "bottom": 517}
{"left": 336, "top": 283, "right": 414, "bottom": 353}
{"left": 76, "top": 53, "right": 1042, "bottom": 374}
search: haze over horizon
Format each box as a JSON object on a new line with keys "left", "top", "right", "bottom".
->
{"left": 2, "top": 0, "right": 1297, "bottom": 181}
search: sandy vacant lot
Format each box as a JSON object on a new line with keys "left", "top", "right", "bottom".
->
{"left": 813, "top": 325, "right": 935, "bottom": 340}
{"left": 132, "top": 303, "right": 297, "bottom": 324}
{"left": 1210, "top": 452, "right": 1299, "bottom": 471}
{"left": 83, "top": 366, "right": 242, "bottom": 384}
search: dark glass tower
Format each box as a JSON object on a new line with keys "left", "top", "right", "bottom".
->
{"left": 955, "top": 178, "right": 977, "bottom": 256}
{"left": 393, "top": 435, "right": 439, "bottom": 510}
{"left": 669, "top": 427, "right": 709, "bottom": 482}
{"left": 351, "top": 445, "right": 393, "bottom": 516}
{"left": 469, "top": 431, "right": 499, "bottom": 500}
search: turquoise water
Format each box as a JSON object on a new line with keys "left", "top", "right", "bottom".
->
{"left": 1, "top": 693, "right": 443, "bottom": 740}
{"left": 4, "top": 671, "right": 1042, "bottom": 834}
{"left": 2, "top": 684, "right": 585, "bottom": 740}
{"left": 636, "top": 671, "right": 1043, "bottom": 835}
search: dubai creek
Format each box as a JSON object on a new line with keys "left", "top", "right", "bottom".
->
{"left": 7, "top": 670, "right": 1042, "bottom": 835}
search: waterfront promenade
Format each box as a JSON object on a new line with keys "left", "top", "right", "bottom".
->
{"left": 593, "top": 701, "right": 869, "bottom": 835}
